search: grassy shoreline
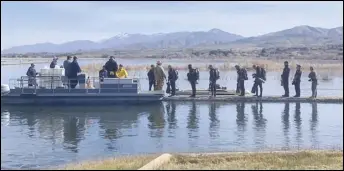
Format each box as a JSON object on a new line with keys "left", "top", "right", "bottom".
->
{"left": 61, "top": 150, "right": 343, "bottom": 170}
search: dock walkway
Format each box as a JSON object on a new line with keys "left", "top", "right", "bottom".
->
{"left": 162, "top": 95, "right": 343, "bottom": 103}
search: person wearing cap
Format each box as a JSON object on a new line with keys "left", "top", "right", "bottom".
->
{"left": 308, "top": 66, "right": 318, "bottom": 98}
{"left": 116, "top": 64, "right": 128, "bottom": 78}
{"left": 153, "top": 61, "right": 166, "bottom": 91}
{"left": 26, "top": 63, "right": 38, "bottom": 87}
{"left": 281, "top": 61, "right": 290, "bottom": 97}
{"left": 105, "top": 56, "right": 118, "bottom": 78}
{"left": 50, "top": 57, "right": 58, "bottom": 69}
{"left": 147, "top": 65, "right": 155, "bottom": 91}
{"left": 292, "top": 64, "right": 302, "bottom": 97}
{"left": 69, "top": 56, "right": 81, "bottom": 88}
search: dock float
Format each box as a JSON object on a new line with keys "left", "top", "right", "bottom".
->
{"left": 162, "top": 95, "right": 343, "bottom": 103}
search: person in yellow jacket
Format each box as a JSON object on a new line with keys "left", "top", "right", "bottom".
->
{"left": 116, "top": 64, "right": 128, "bottom": 78}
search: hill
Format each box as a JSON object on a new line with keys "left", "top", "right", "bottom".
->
{"left": 1, "top": 25, "right": 342, "bottom": 54}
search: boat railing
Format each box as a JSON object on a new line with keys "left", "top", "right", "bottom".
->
{"left": 8, "top": 76, "right": 141, "bottom": 94}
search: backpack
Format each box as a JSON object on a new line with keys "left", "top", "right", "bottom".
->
{"left": 215, "top": 69, "right": 220, "bottom": 80}
{"left": 195, "top": 68, "right": 200, "bottom": 80}
{"left": 261, "top": 68, "right": 266, "bottom": 81}
{"left": 242, "top": 68, "right": 248, "bottom": 80}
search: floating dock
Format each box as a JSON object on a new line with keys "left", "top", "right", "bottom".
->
{"left": 163, "top": 95, "right": 343, "bottom": 103}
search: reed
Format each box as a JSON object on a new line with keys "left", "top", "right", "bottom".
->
{"left": 81, "top": 59, "right": 343, "bottom": 73}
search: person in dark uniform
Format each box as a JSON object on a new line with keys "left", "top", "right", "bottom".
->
{"left": 147, "top": 65, "right": 155, "bottom": 91}
{"left": 208, "top": 65, "right": 219, "bottom": 97}
{"left": 50, "top": 57, "right": 58, "bottom": 68}
{"left": 104, "top": 56, "right": 118, "bottom": 78}
{"left": 26, "top": 63, "right": 38, "bottom": 87}
{"left": 69, "top": 56, "right": 81, "bottom": 89}
{"left": 292, "top": 64, "right": 302, "bottom": 97}
{"left": 167, "top": 65, "right": 178, "bottom": 97}
{"left": 308, "top": 66, "right": 318, "bottom": 98}
{"left": 281, "top": 61, "right": 290, "bottom": 97}
{"left": 235, "top": 67, "right": 241, "bottom": 94}
{"left": 252, "top": 65, "right": 266, "bottom": 97}
{"left": 235, "top": 65, "right": 247, "bottom": 96}
{"left": 187, "top": 64, "right": 197, "bottom": 97}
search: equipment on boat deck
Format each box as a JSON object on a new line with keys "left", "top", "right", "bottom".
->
{"left": 1, "top": 84, "right": 10, "bottom": 96}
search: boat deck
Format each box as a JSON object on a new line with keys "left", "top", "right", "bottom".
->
{"left": 163, "top": 95, "right": 343, "bottom": 103}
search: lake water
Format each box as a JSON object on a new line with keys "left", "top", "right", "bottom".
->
{"left": 1, "top": 59, "right": 343, "bottom": 97}
{"left": 1, "top": 102, "right": 343, "bottom": 169}
{"left": 1, "top": 59, "right": 343, "bottom": 169}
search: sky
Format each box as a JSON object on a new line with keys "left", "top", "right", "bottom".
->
{"left": 1, "top": 1, "right": 343, "bottom": 50}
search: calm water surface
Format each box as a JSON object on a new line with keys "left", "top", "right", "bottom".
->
{"left": 1, "top": 102, "right": 343, "bottom": 169}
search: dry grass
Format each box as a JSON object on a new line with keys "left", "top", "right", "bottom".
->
{"left": 160, "top": 151, "right": 343, "bottom": 170}
{"left": 60, "top": 154, "right": 158, "bottom": 170}
{"left": 81, "top": 59, "right": 343, "bottom": 73}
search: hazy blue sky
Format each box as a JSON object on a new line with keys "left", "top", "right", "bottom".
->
{"left": 1, "top": 1, "right": 343, "bottom": 50}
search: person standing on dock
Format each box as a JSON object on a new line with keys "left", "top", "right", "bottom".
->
{"left": 292, "top": 64, "right": 302, "bottom": 97}
{"left": 209, "top": 65, "right": 220, "bottom": 97}
{"left": 235, "top": 65, "right": 248, "bottom": 96}
{"left": 154, "top": 61, "right": 166, "bottom": 91}
{"left": 26, "top": 63, "right": 38, "bottom": 87}
{"left": 281, "top": 61, "right": 290, "bottom": 97}
{"left": 308, "top": 66, "right": 318, "bottom": 98}
{"left": 167, "top": 65, "right": 178, "bottom": 97}
{"left": 104, "top": 56, "right": 118, "bottom": 78}
{"left": 251, "top": 65, "right": 266, "bottom": 97}
{"left": 236, "top": 67, "right": 241, "bottom": 94}
{"left": 147, "top": 65, "right": 155, "bottom": 91}
{"left": 187, "top": 64, "right": 198, "bottom": 97}
{"left": 69, "top": 56, "right": 81, "bottom": 89}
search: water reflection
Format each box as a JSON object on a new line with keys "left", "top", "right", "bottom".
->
{"left": 294, "top": 102, "right": 303, "bottom": 148}
{"left": 310, "top": 103, "right": 319, "bottom": 148}
{"left": 236, "top": 102, "right": 247, "bottom": 147}
{"left": 147, "top": 103, "right": 165, "bottom": 138}
{"left": 209, "top": 102, "right": 220, "bottom": 138}
{"left": 251, "top": 102, "right": 267, "bottom": 149}
{"left": 165, "top": 102, "right": 177, "bottom": 137}
{"left": 282, "top": 102, "right": 290, "bottom": 149}
{"left": 187, "top": 102, "right": 199, "bottom": 138}
{"left": 26, "top": 113, "right": 37, "bottom": 138}
{"left": 1, "top": 102, "right": 341, "bottom": 170}
{"left": 63, "top": 116, "right": 86, "bottom": 153}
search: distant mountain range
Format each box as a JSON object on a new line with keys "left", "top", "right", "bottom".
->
{"left": 2, "top": 25, "right": 343, "bottom": 54}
